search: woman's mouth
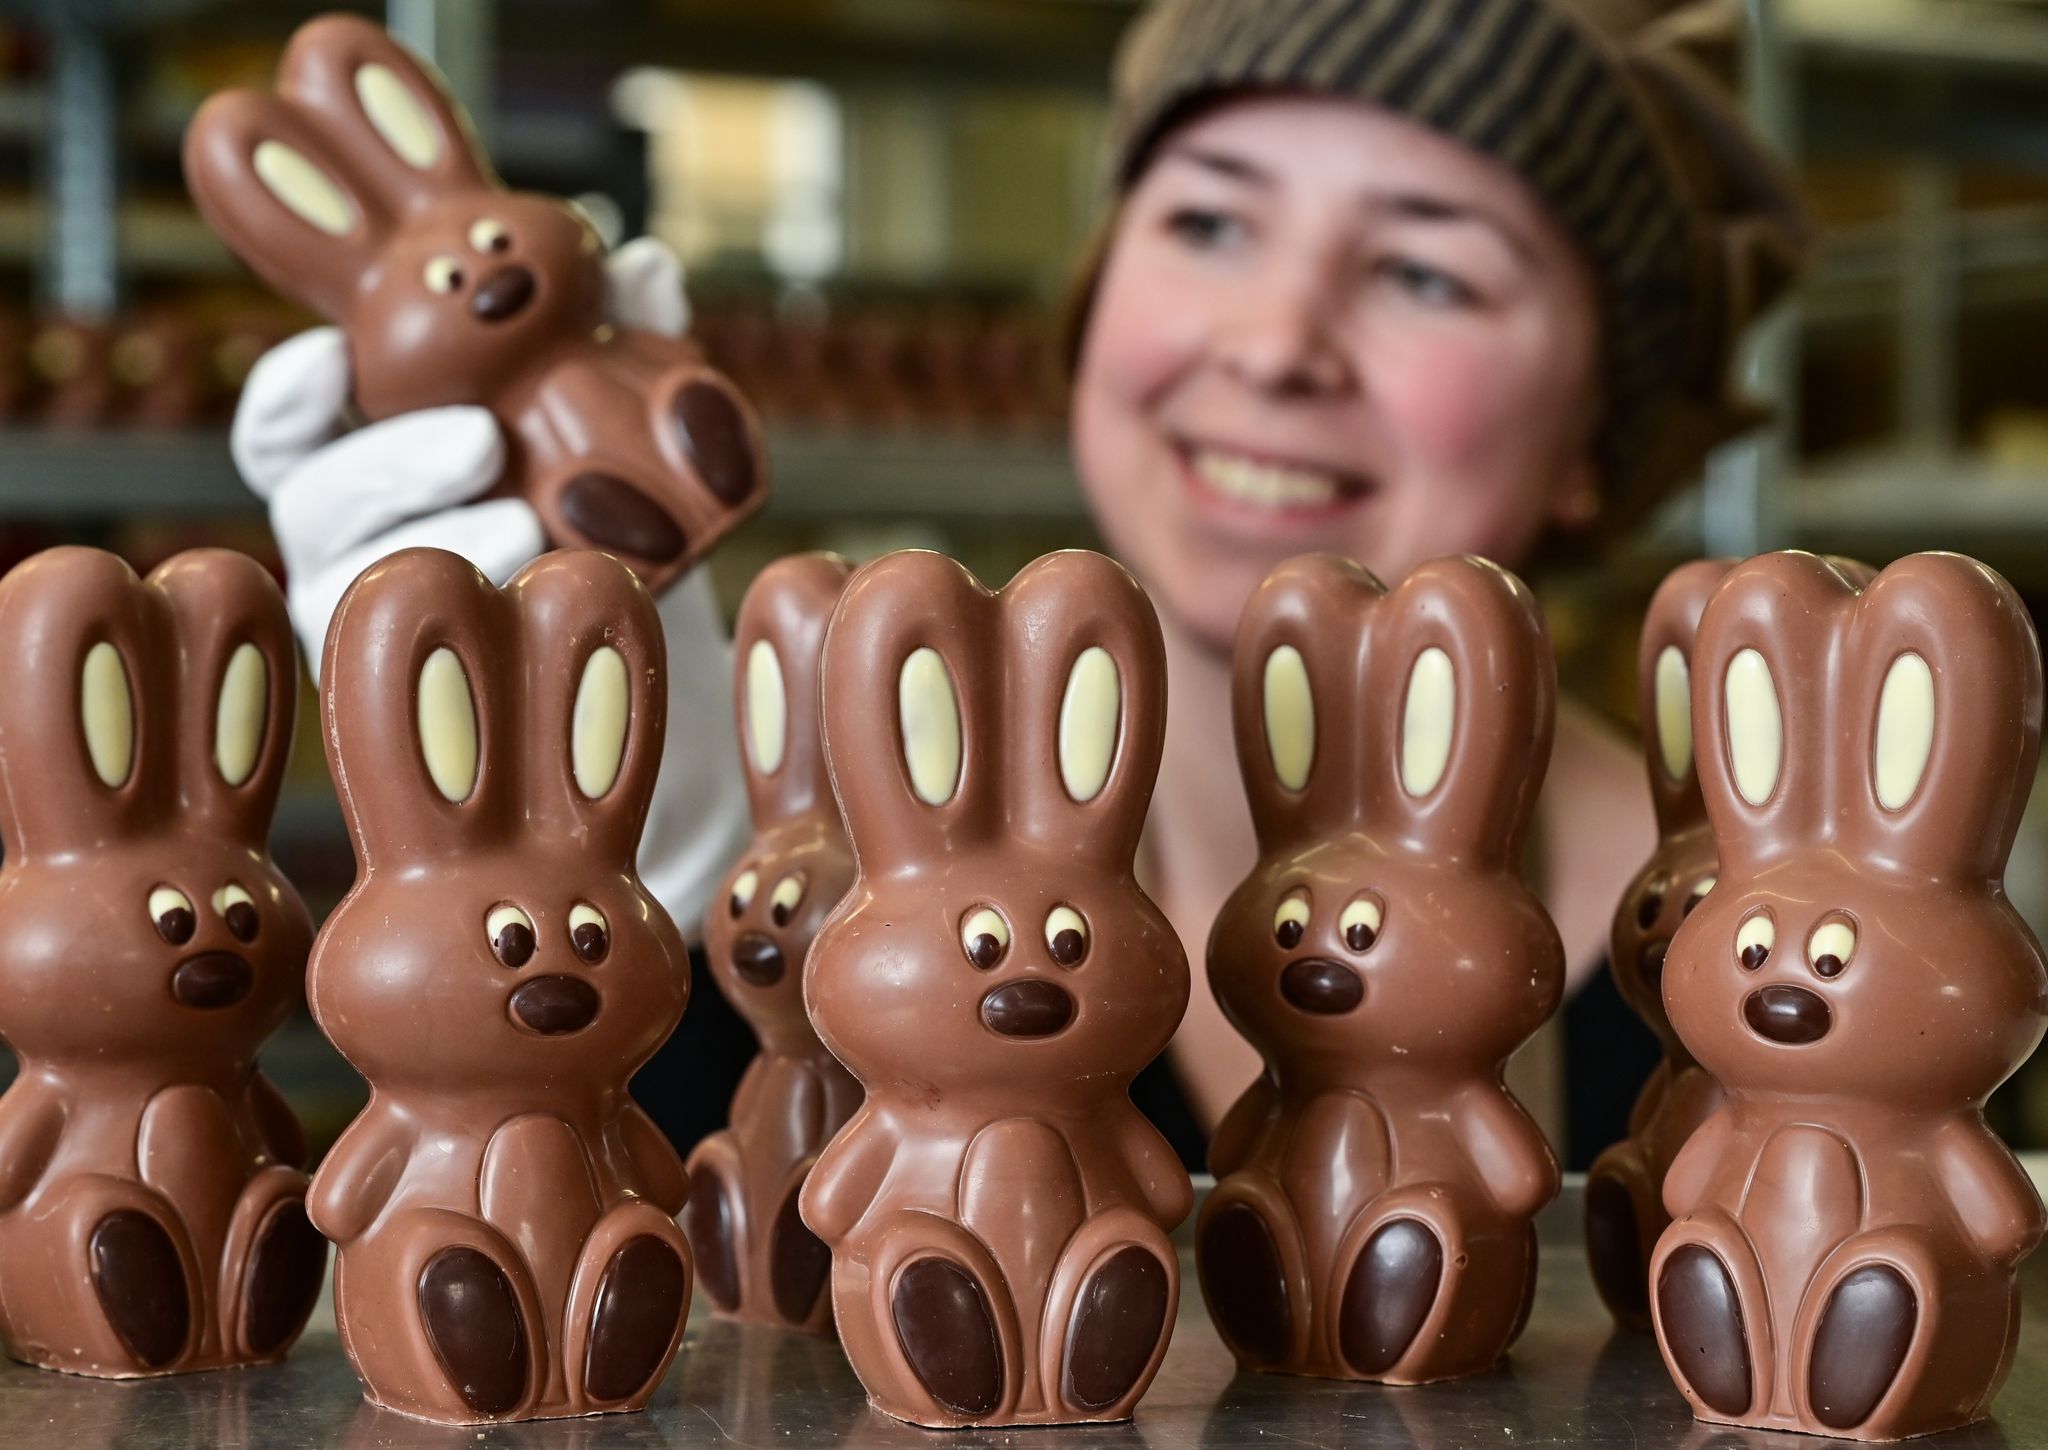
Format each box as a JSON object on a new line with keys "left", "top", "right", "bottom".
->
{"left": 1175, "top": 442, "right": 1372, "bottom": 524}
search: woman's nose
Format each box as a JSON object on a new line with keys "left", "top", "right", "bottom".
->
{"left": 1213, "top": 270, "right": 1356, "bottom": 398}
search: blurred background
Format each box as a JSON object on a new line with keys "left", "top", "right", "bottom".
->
{"left": 3, "top": 0, "right": 2048, "bottom": 1162}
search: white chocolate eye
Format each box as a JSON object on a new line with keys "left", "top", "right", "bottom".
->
{"left": 1339, "top": 896, "right": 1383, "bottom": 953}
{"left": 1736, "top": 912, "right": 1774, "bottom": 970}
{"left": 149, "top": 886, "right": 195, "bottom": 946}
{"left": 569, "top": 903, "right": 609, "bottom": 964}
{"left": 962, "top": 907, "right": 1010, "bottom": 969}
{"left": 469, "top": 218, "right": 511, "bottom": 253}
{"left": 424, "top": 256, "right": 464, "bottom": 293}
{"left": 1685, "top": 877, "right": 1716, "bottom": 916}
{"left": 1273, "top": 892, "right": 1310, "bottom": 949}
{"left": 213, "top": 883, "right": 259, "bottom": 944}
{"left": 487, "top": 904, "right": 536, "bottom": 968}
{"left": 1045, "top": 906, "right": 1088, "bottom": 967}
{"left": 770, "top": 874, "right": 806, "bottom": 926}
{"left": 1808, "top": 918, "right": 1856, "bottom": 979}
{"left": 729, "top": 869, "right": 759, "bottom": 917}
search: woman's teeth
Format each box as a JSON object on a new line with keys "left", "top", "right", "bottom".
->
{"left": 1191, "top": 449, "right": 1346, "bottom": 508}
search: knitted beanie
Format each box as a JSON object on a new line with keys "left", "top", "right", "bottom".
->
{"left": 1081, "top": 0, "right": 1814, "bottom": 522}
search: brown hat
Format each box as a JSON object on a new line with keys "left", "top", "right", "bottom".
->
{"left": 1084, "top": 0, "right": 1814, "bottom": 523}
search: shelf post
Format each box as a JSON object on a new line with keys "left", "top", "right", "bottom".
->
{"left": 44, "top": 17, "right": 120, "bottom": 320}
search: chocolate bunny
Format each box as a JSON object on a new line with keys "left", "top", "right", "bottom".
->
{"left": 183, "top": 14, "right": 767, "bottom": 591}
{"left": 802, "top": 549, "right": 1192, "bottom": 1427}
{"left": 1653, "top": 551, "right": 2048, "bottom": 1440}
{"left": 0, "top": 547, "right": 324, "bottom": 1377}
{"left": 310, "top": 547, "right": 694, "bottom": 1424}
{"left": 1198, "top": 554, "right": 1563, "bottom": 1384}
{"left": 685, "top": 552, "right": 861, "bottom": 1332}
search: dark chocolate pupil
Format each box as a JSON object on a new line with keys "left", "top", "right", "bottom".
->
{"left": 495, "top": 921, "right": 536, "bottom": 968}
{"left": 1813, "top": 953, "right": 1844, "bottom": 979}
{"left": 1050, "top": 928, "right": 1085, "bottom": 966}
{"left": 1275, "top": 920, "right": 1304, "bottom": 950}
{"left": 1345, "top": 922, "right": 1376, "bottom": 953}
{"left": 772, "top": 901, "right": 794, "bottom": 927}
{"left": 1637, "top": 890, "right": 1666, "bottom": 930}
{"left": 729, "top": 892, "right": 745, "bottom": 918}
{"left": 225, "top": 900, "right": 260, "bottom": 943}
{"left": 1740, "top": 942, "right": 1769, "bottom": 970}
{"left": 968, "top": 933, "right": 1004, "bottom": 970}
{"left": 156, "top": 907, "right": 195, "bottom": 946}
{"left": 572, "top": 921, "right": 609, "bottom": 964}
{"left": 1683, "top": 890, "right": 1707, "bottom": 917}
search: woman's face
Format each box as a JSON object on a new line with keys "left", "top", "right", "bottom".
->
{"left": 1071, "top": 93, "right": 1603, "bottom": 652}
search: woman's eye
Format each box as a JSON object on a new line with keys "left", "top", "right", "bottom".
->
{"left": 487, "top": 904, "right": 536, "bottom": 968}
{"left": 770, "top": 874, "right": 806, "bottom": 927}
{"left": 961, "top": 907, "right": 1010, "bottom": 969}
{"left": 424, "top": 256, "right": 464, "bottom": 293}
{"left": 569, "top": 903, "right": 609, "bottom": 963}
{"left": 1378, "top": 256, "right": 1476, "bottom": 308}
{"left": 468, "top": 218, "right": 510, "bottom": 253}
{"left": 1273, "top": 892, "right": 1310, "bottom": 949}
{"left": 1045, "top": 906, "right": 1088, "bottom": 967}
{"left": 729, "top": 869, "right": 758, "bottom": 917}
{"left": 1165, "top": 207, "right": 1246, "bottom": 251}
{"left": 1808, "top": 918, "right": 1856, "bottom": 979}
{"left": 1339, "top": 896, "right": 1383, "bottom": 953}
{"left": 149, "top": 886, "right": 195, "bottom": 946}
{"left": 1736, "top": 912, "right": 1774, "bottom": 970}
{"left": 213, "top": 883, "right": 259, "bottom": 943}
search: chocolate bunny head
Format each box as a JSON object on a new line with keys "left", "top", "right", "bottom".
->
{"left": 1668, "top": 552, "right": 2048, "bottom": 1109}
{"left": 1210, "top": 556, "right": 1562, "bottom": 1076}
{"left": 808, "top": 550, "right": 1185, "bottom": 1106}
{"left": 312, "top": 547, "right": 688, "bottom": 1095}
{"left": 0, "top": 548, "right": 309, "bottom": 1065}
{"left": 705, "top": 553, "right": 855, "bottom": 1050}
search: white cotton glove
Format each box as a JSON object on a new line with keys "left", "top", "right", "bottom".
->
{"left": 232, "top": 237, "right": 746, "bottom": 934}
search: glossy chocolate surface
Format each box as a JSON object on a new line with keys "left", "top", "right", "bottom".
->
{"left": 1199, "top": 554, "right": 1564, "bottom": 1384}
{"left": 0, "top": 547, "right": 322, "bottom": 1378}
{"left": 801, "top": 549, "right": 1192, "bottom": 1427}
{"left": 308, "top": 547, "right": 692, "bottom": 1424}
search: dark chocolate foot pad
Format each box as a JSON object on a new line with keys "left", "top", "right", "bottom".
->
{"left": 1339, "top": 1218, "right": 1441, "bottom": 1375}
{"left": 243, "top": 1200, "right": 328, "bottom": 1355}
{"left": 1657, "top": 1244, "right": 1752, "bottom": 1416}
{"left": 90, "top": 1209, "right": 190, "bottom": 1368}
{"left": 683, "top": 1167, "right": 740, "bottom": 1313}
{"left": 769, "top": 1184, "right": 831, "bottom": 1324}
{"left": 418, "top": 1246, "right": 528, "bottom": 1417}
{"left": 675, "top": 381, "right": 757, "bottom": 505}
{"left": 892, "top": 1257, "right": 1002, "bottom": 1417}
{"left": 585, "top": 1235, "right": 688, "bottom": 1403}
{"left": 1584, "top": 1174, "right": 1648, "bottom": 1323}
{"left": 1198, "top": 1202, "right": 1291, "bottom": 1366}
{"left": 1809, "top": 1265, "right": 1916, "bottom": 1430}
{"left": 1064, "top": 1246, "right": 1170, "bottom": 1409}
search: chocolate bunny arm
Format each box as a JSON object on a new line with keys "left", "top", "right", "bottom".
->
{"left": 306, "top": 1106, "right": 413, "bottom": 1243}
{"left": 1454, "top": 1083, "right": 1561, "bottom": 1220}
{"left": 0, "top": 1093, "right": 63, "bottom": 1213}
{"left": 799, "top": 1106, "right": 900, "bottom": 1245}
{"left": 1931, "top": 1115, "right": 2048, "bottom": 1267}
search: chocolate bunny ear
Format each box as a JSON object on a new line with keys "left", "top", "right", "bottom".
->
{"left": 148, "top": 550, "right": 298, "bottom": 847}
{"left": 507, "top": 550, "right": 668, "bottom": 862}
{"left": 322, "top": 548, "right": 517, "bottom": 869}
{"left": 733, "top": 554, "right": 854, "bottom": 831}
{"left": 0, "top": 549, "right": 170, "bottom": 857}
{"left": 1636, "top": 560, "right": 1736, "bottom": 834}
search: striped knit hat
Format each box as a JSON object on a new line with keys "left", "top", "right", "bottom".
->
{"left": 1086, "top": 0, "right": 1813, "bottom": 520}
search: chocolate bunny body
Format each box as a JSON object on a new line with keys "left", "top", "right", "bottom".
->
{"left": 1198, "top": 555, "right": 1563, "bottom": 1384}
{"left": 685, "top": 553, "right": 860, "bottom": 1332}
{"left": 310, "top": 547, "right": 694, "bottom": 1424}
{"left": 802, "top": 550, "right": 1192, "bottom": 1428}
{"left": 0, "top": 547, "right": 323, "bottom": 1377}
{"left": 184, "top": 14, "right": 767, "bottom": 591}
{"left": 1653, "top": 551, "right": 2048, "bottom": 1440}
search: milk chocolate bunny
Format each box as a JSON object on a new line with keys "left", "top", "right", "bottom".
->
{"left": 0, "top": 547, "right": 323, "bottom": 1378}
{"left": 1653, "top": 551, "right": 2048, "bottom": 1440}
{"left": 1198, "top": 554, "right": 1563, "bottom": 1384}
{"left": 685, "top": 552, "right": 860, "bottom": 1332}
{"left": 802, "top": 549, "right": 1191, "bottom": 1428}
{"left": 310, "top": 547, "right": 694, "bottom": 1424}
{"left": 184, "top": 14, "right": 767, "bottom": 591}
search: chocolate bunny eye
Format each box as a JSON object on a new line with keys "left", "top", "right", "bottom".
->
{"left": 213, "top": 883, "right": 259, "bottom": 943}
{"left": 423, "top": 256, "right": 464, "bottom": 294}
{"left": 962, "top": 907, "right": 1010, "bottom": 969}
{"left": 468, "top": 218, "right": 511, "bottom": 254}
{"left": 729, "top": 869, "right": 759, "bottom": 918}
{"left": 1045, "top": 906, "right": 1088, "bottom": 967}
{"left": 1808, "top": 917, "right": 1857, "bottom": 979}
{"left": 770, "top": 874, "right": 806, "bottom": 927}
{"left": 1685, "top": 877, "right": 1716, "bottom": 916}
{"left": 149, "top": 885, "right": 195, "bottom": 946}
{"left": 1339, "top": 896, "right": 1383, "bottom": 953}
{"left": 487, "top": 904, "right": 536, "bottom": 968}
{"left": 569, "top": 903, "right": 609, "bottom": 964}
{"left": 1273, "top": 891, "right": 1309, "bottom": 949}
{"left": 1636, "top": 876, "right": 1670, "bottom": 930}
{"left": 1736, "top": 911, "right": 1774, "bottom": 970}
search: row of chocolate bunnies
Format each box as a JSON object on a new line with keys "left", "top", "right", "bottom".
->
{"left": 0, "top": 535, "right": 2033, "bottom": 1444}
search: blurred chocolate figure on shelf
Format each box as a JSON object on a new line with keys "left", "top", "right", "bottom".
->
{"left": 1062, "top": 0, "right": 1814, "bottom": 1165}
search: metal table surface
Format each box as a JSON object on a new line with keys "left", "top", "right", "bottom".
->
{"left": 2, "top": 1179, "right": 2043, "bottom": 1448}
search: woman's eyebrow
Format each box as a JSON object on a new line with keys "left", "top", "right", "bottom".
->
{"left": 1361, "top": 190, "right": 1537, "bottom": 265}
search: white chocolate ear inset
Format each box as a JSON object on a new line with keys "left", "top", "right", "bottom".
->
{"left": 1400, "top": 647, "right": 1455, "bottom": 798}
{"left": 1262, "top": 645, "right": 1314, "bottom": 792}
{"left": 417, "top": 647, "right": 479, "bottom": 803}
{"left": 252, "top": 141, "right": 355, "bottom": 237}
{"left": 745, "top": 639, "right": 787, "bottom": 776}
{"left": 1654, "top": 645, "right": 1693, "bottom": 781}
{"left": 355, "top": 63, "right": 443, "bottom": 170}
{"left": 1873, "top": 651, "right": 1935, "bottom": 812}
{"left": 80, "top": 641, "right": 134, "bottom": 788}
{"left": 572, "top": 646, "right": 629, "bottom": 800}
{"left": 1058, "top": 646, "right": 1121, "bottom": 803}
{"left": 1724, "top": 647, "right": 1782, "bottom": 806}
{"left": 214, "top": 642, "right": 269, "bottom": 787}
{"left": 898, "top": 647, "right": 962, "bottom": 806}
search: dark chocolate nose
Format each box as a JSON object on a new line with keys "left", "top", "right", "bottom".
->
{"left": 1637, "top": 938, "right": 1668, "bottom": 986}
{"left": 510, "top": 974, "right": 599, "bottom": 1035}
{"left": 172, "top": 952, "right": 252, "bottom": 1009}
{"left": 1279, "top": 958, "right": 1363, "bottom": 1015}
{"left": 471, "top": 264, "right": 535, "bottom": 322}
{"left": 1743, "top": 984, "right": 1830, "bottom": 1045}
{"left": 980, "top": 980, "right": 1074, "bottom": 1038}
{"left": 674, "top": 381, "right": 758, "bottom": 505}
{"left": 731, "top": 931, "right": 785, "bottom": 988}
{"left": 559, "top": 473, "right": 686, "bottom": 563}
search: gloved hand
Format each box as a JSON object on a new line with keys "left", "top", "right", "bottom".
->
{"left": 231, "top": 237, "right": 748, "bottom": 932}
